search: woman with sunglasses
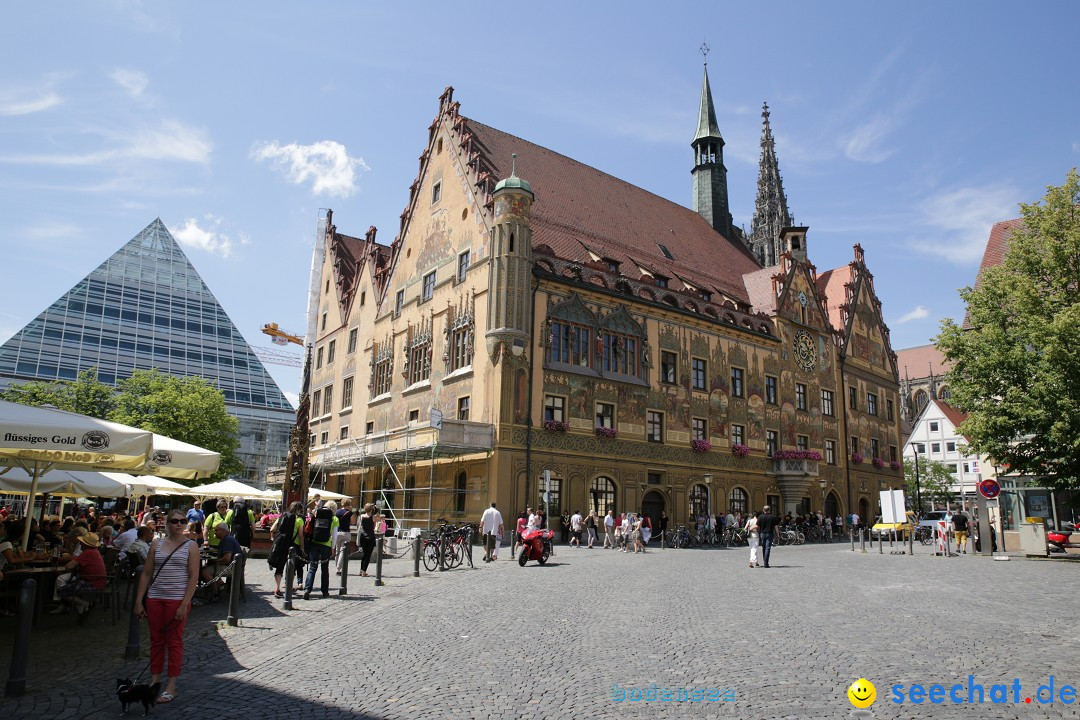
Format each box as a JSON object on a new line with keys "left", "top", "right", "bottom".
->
{"left": 134, "top": 508, "right": 199, "bottom": 705}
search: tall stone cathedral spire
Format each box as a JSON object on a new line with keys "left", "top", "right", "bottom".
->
{"left": 691, "top": 57, "right": 733, "bottom": 239}
{"left": 748, "top": 102, "right": 792, "bottom": 266}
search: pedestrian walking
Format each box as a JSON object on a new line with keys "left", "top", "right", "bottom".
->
{"left": 569, "top": 510, "right": 583, "bottom": 547}
{"left": 756, "top": 505, "right": 779, "bottom": 568}
{"left": 303, "top": 501, "right": 337, "bottom": 600}
{"left": 603, "top": 509, "right": 615, "bottom": 548}
{"left": 952, "top": 511, "right": 969, "bottom": 554}
{"left": 333, "top": 499, "right": 355, "bottom": 574}
{"left": 134, "top": 508, "right": 199, "bottom": 705}
{"left": 268, "top": 501, "right": 304, "bottom": 597}
{"left": 745, "top": 513, "right": 761, "bottom": 567}
{"left": 480, "top": 502, "right": 504, "bottom": 562}
{"left": 357, "top": 503, "right": 377, "bottom": 576}
{"left": 586, "top": 511, "right": 598, "bottom": 548}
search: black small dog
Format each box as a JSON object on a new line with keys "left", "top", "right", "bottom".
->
{"left": 116, "top": 678, "right": 161, "bottom": 715}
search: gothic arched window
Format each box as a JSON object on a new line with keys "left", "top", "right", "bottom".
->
{"left": 689, "top": 484, "right": 709, "bottom": 520}
{"left": 546, "top": 294, "right": 595, "bottom": 369}
{"left": 939, "top": 386, "right": 950, "bottom": 400}
{"left": 729, "top": 487, "right": 749, "bottom": 515}
{"left": 597, "top": 305, "right": 645, "bottom": 380}
{"left": 914, "top": 390, "right": 929, "bottom": 415}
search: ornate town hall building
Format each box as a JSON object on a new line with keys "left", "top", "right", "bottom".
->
{"left": 301, "top": 69, "right": 903, "bottom": 530}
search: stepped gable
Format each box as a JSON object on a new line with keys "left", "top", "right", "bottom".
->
{"left": 327, "top": 212, "right": 387, "bottom": 318}
{"left": 461, "top": 118, "right": 762, "bottom": 304}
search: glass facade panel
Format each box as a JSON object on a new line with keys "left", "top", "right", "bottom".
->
{"left": 0, "top": 219, "right": 294, "bottom": 485}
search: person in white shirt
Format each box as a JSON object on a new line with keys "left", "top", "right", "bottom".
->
{"left": 603, "top": 510, "right": 615, "bottom": 549}
{"left": 569, "top": 511, "right": 583, "bottom": 548}
{"left": 725, "top": 511, "right": 735, "bottom": 528}
{"left": 527, "top": 512, "right": 540, "bottom": 532}
{"left": 113, "top": 522, "right": 138, "bottom": 556}
{"left": 479, "top": 502, "right": 504, "bottom": 563}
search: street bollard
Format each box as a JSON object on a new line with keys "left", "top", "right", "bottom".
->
{"left": 437, "top": 535, "right": 446, "bottom": 572}
{"left": 338, "top": 541, "right": 350, "bottom": 596}
{"left": 909, "top": 529, "right": 914, "bottom": 556}
{"left": 860, "top": 528, "right": 867, "bottom": 553}
{"left": 850, "top": 528, "right": 855, "bottom": 552}
{"left": 124, "top": 575, "right": 142, "bottom": 660}
{"left": 283, "top": 550, "right": 295, "bottom": 610}
{"left": 413, "top": 536, "right": 421, "bottom": 577}
{"left": 466, "top": 532, "right": 473, "bottom": 567}
{"left": 5, "top": 580, "right": 36, "bottom": 696}
{"left": 227, "top": 560, "right": 241, "bottom": 627}
{"left": 374, "top": 538, "right": 384, "bottom": 587}
{"left": 879, "top": 531, "right": 884, "bottom": 554}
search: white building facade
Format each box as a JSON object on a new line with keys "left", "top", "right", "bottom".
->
{"left": 903, "top": 398, "right": 982, "bottom": 511}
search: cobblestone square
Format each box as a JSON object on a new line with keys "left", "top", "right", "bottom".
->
{"left": 2, "top": 541, "right": 1077, "bottom": 719}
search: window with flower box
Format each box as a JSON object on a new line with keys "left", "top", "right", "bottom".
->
{"left": 692, "top": 417, "right": 707, "bottom": 441}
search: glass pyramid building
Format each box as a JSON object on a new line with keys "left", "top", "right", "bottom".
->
{"left": 0, "top": 218, "right": 294, "bottom": 485}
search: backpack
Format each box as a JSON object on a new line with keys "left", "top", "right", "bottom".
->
{"left": 232, "top": 503, "right": 252, "bottom": 546}
{"left": 312, "top": 507, "right": 333, "bottom": 544}
{"left": 268, "top": 514, "right": 296, "bottom": 569}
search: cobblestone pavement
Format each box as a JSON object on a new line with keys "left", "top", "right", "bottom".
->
{"left": 2, "top": 541, "right": 1078, "bottom": 720}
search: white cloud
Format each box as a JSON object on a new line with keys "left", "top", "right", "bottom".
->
{"left": 896, "top": 305, "right": 930, "bottom": 324}
{"left": 252, "top": 140, "right": 368, "bottom": 197}
{"left": 0, "top": 74, "right": 65, "bottom": 116}
{"left": 0, "top": 120, "right": 211, "bottom": 166}
{"left": 170, "top": 215, "right": 235, "bottom": 257}
{"left": 283, "top": 391, "right": 299, "bottom": 409}
{"left": 110, "top": 68, "right": 149, "bottom": 99}
{"left": 908, "top": 184, "right": 1020, "bottom": 264}
{"left": 842, "top": 114, "right": 898, "bottom": 163}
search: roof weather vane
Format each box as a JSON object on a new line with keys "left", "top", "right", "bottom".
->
{"left": 700, "top": 41, "right": 710, "bottom": 66}
{"left": 510, "top": 152, "right": 517, "bottom": 177}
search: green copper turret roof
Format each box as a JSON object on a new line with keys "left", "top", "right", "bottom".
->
{"left": 693, "top": 65, "right": 723, "bottom": 144}
{"left": 494, "top": 153, "right": 534, "bottom": 196}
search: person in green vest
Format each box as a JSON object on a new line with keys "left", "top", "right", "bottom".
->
{"left": 225, "top": 497, "right": 257, "bottom": 550}
{"left": 203, "top": 499, "right": 229, "bottom": 554}
{"left": 303, "top": 500, "right": 338, "bottom": 600}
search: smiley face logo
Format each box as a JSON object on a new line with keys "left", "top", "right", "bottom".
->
{"left": 847, "top": 678, "right": 876, "bottom": 708}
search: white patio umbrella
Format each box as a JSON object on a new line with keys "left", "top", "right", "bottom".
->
{"left": 0, "top": 466, "right": 130, "bottom": 498}
{"left": 0, "top": 400, "right": 154, "bottom": 549}
{"left": 108, "top": 472, "right": 193, "bottom": 497}
{"left": 147, "top": 433, "right": 220, "bottom": 481}
{"left": 187, "top": 478, "right": 266, "bottom": 500}
{"left": 306, "top": 488, "right": 350, "bottom": 502}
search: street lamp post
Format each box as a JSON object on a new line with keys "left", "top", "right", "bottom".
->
{"left": 913, "top": 448, "right": 923, "bottom": 516}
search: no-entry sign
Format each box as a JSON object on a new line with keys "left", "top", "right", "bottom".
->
{"left": 978, "top": 479, "right": 1001, "bottom": 499}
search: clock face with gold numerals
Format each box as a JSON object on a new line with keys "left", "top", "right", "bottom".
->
{"left": 793, "top": 330, "right": 817, "bottom": 371}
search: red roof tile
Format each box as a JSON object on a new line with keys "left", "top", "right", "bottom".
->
{"left": 937, "top": 400, "right": 968, "bottom": 434}
{"left": 895, "top": 343, "right": 951, "bottom": 380}
{"left": 465, "top": 119, "right": 762, "bottom": 303}
{"left": 964, "top": 216, "right": 1023, "bottom": 328}
{"left": 815, "top": 266, "right": 852, "bottom": 333}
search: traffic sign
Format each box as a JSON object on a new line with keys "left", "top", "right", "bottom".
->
{"left": 978, "top": 479, "right": 1001, "bottom": 499}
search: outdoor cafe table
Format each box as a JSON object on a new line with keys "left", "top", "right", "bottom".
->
{"left": 3, "top": 565, "right": 64, "bottom": 625}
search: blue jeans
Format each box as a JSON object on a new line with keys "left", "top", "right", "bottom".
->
{"left": 760, "top": 532, "right": 775, "bottom": 567}
{"left": 304, "top": 543, "right": 331, "bottom": 594}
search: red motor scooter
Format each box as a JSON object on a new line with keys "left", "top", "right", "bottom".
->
{"left": 1048, "top": 522, "right": 1076, "bottom": 553}
{"left": 517, "top": 527, "right": 554, "bottom": 566}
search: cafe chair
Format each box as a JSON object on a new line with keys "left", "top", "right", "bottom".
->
{"left": 85, "top": 546, "right": 121, "bottom": 624}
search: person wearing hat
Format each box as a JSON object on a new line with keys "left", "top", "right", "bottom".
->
{"left": 52, "top": 531, "right": 106, "bottom": 617}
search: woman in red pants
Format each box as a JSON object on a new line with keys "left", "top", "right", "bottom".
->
{"left": 134, "top": 508, "right": 199, "bottom": 705}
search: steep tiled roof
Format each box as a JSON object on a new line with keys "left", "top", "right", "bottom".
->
{"left": 815, "top": 265, "right": 852, "bottom": 333}
{"left": 964, "top": 216, "right": 1023, "bottom": 328}
{"left": 937, "top": 399, "right": 969, "bottom": 436}
{"left": 465, "top": 119, "right": 762, "bottom": 304}
{"left": 743, "top": 266, "right": 779, "bottom": 314}
{"left": 895, "top": 343, "right": 951, "bottom": 381}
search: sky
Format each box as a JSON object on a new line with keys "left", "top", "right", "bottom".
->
{"left": 1, "top": 1, "right": 1077, "bottom": 406}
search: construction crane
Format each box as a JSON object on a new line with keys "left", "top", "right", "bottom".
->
{"left": 261, "top": 322, "right": 304, "bottom": 346}
{"left": 252, "top": 345, "right": 302, "bottom": 368}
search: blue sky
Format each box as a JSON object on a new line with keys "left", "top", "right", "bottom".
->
{"left": 2, "top": 1, "right": 1077, "bottom": 405}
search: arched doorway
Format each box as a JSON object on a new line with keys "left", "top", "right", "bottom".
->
{"left": 641, "top": 491, "right": 665, "bottom": 538}
{"left": 859, "top": 497, "right": 870, "bottom": 525}
{"left": 825, "top": 491, "right": 841, "bottom": 519}
{"left": 589, "top": 476, "right": 617, "bottom": 516}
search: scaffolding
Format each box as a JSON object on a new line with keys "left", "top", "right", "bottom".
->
{"left": 309, "top": 419, "right": 494, "bottom": 532}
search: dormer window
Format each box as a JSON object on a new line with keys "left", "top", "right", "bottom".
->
{"left": 603, "top": 258, "right": 619, "bottom": 273}
{"left": 655, "top": 276, "right": 668, "bottom": 288}
{"left": 701, "top": 291, "right": 711, "bottom": 302}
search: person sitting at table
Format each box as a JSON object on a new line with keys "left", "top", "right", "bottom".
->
{"left": 123, "top": 526, "right": 154, "bottom": 569}
{"left": 51, "top": 531, "right": 106, "bottom": 617}
{"left": 99, "top": 524, "right": 115, "bottom": 547}
{"left": 0, "top": 521, "right": 35, "bottom": 572}
{"left": 113, "top": 519, "right": 137, "bottom": 555}
{"left": 40, "top": 518, "right": 63, "bottom": 548}
{"left": 185, "top": 520, "right": 203, "bottom": 548}
{"left": 200, "top": 523, "right": 244, "bottom": 586}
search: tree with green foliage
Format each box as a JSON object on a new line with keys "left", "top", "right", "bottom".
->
{"left": 904, "top": 456, "right": 955, "bottom": 513}
{"left": 937, "top": 169, "right": 1080, "bottom": 492}
{"left": 111, "top": 369, "right": 243, "bottom": 483}
{"left": 2, "top": 366, "right": 242, "bottom": 484}
{"left": 0, "top": 367, "right": 115, "bottom": 418}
